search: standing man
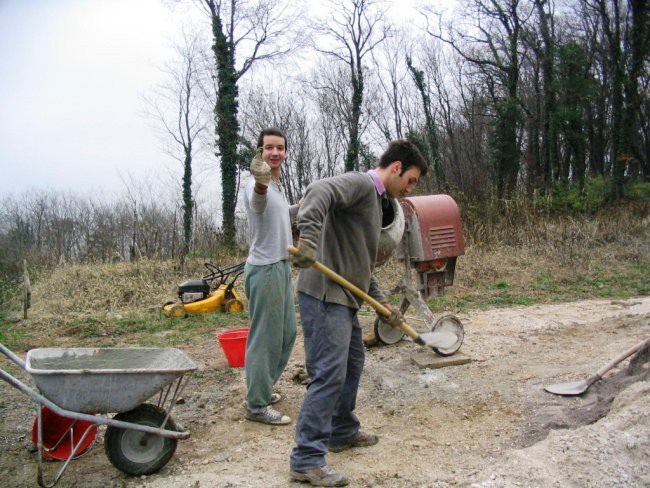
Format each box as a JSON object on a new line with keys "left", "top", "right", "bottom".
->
{"left": 243, "top": 127, "right": 297, "bottom": 425}
{"left": 289, "top": 140, "right": 428, "bottom": 486}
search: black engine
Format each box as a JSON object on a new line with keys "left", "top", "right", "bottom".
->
{"left": 177, "top": 280, "right": 210, "bottom": 303}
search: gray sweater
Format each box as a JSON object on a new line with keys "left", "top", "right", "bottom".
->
{"left": 296, "top": 171, "right": 387, "bottom": 309}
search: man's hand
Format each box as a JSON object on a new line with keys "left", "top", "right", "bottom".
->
{"left": 292, "top": 238, "right": 317, "bottom": 268}
{"left": 250, "top": 147, "right": 271, "bottom": 188}
{"left": 378, "top": 304, "right": 403, "bottom": 329}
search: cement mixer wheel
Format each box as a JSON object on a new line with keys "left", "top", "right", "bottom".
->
{"left": 374, "top": 317, "right": 406, "bottom": 345}
{"left": 430, "top": 313, "right": 464, "bottom": 356}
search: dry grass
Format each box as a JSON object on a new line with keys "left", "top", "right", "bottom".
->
{"left": 376, "top": 202, "right": 650, "bottom": 310}
{"left": 28, "top": 257, "right": 252, "bottom": 319}
{"left": 2, "top": 202, "right": 648, "bottom": 341}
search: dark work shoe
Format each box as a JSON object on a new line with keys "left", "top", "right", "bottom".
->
{"left": 245, "top": 405, "right": 291, "bottom": 425}
{"left": 329, "top": 431, "right": 379, "bottom": 453}
{"left": 290, "top": 464, "right": 349, "bottom": 487}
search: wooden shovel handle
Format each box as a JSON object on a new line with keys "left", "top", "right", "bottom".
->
{"left": 595, "top": 337, "right": 650, "bottom": 379}
{"left": 288, "top": 245, "right": 422, "bottom": 342}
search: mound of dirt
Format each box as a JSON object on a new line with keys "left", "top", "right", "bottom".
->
{"left": 516, "top": 341, "right": 650, "bottom": 448}
{"left": 472, "top": 380, "right": 650, "bottom": 487}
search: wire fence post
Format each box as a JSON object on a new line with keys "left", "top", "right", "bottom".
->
{"left": 23, "top": 259, "right": 31, "bottom": 320}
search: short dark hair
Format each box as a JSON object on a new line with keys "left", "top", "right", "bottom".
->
{"left": 377, "top": 140, "right": 428, "bottom": 176}
{"left": 257, "top": 127, "right": 287, "bottom": 151}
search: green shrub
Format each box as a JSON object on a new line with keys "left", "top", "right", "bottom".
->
{"left": 626, "top": 181, "right": 650, "bottom": 200}
{"left": 550, "top": 177, "right": 610, "bottom": 213}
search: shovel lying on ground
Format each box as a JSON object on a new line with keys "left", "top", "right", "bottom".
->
{"left": 288, "top": 246, "right": 459, "bottom": 350}
{"left": 544, "top": 337, "right": 650, "bottom": 396}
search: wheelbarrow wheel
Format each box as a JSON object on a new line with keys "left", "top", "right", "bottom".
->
{"left": 105, "top": 404, "right": 178, "bottom": 476}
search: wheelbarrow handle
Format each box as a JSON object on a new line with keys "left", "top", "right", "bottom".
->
{"left": 287, "top": 246, "right": 423, "bottom": 344}
{"left": 0, "top": 343, "right": 27, "bottom": 369}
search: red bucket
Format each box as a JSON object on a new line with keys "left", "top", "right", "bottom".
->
{"left": 32, "top": 406, "right": 97, "bottom": 461}
{"left": 217, "top": 327, "right": 249, "bottom": 367}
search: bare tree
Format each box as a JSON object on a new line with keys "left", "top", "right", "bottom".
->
{"left": 312, "top": 0, "right": 391, "bottom": 172}
{"left": 302, "top": 60, "right": 355, "bottom": 177}
{"left": 143, "top": 29, "right": 210, "bottom": 261}
{"left": 239, "top": 86, "right": 316, "bottom": 202}
{"left": 425, "top": 0, "right": 531, "bottom": 198}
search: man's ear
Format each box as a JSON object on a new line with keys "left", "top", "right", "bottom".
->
{"left": 391, "top": 160, "right": 402, "bottom": 174}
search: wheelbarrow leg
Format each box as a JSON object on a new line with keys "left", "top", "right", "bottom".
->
{"left": 36, "top": 406, "right": 97, "bottom": 488}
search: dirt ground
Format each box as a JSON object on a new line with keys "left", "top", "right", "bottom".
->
{"left": 1, "top": 296, "right": 649, "bottom": 487}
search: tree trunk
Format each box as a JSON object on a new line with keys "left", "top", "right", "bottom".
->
{"left": 182, "top": 150, "right": 193, "bottom": 258}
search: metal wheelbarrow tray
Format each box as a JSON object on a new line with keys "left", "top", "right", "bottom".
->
{"left": 1, "top": 343, "right": 197, "bottom": 487}
{"left": 25, "top": 347, "right": 197, "bottom": 413}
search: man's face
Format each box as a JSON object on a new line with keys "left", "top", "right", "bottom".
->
{"left": 385, "top": 162, "right": 421, "bottom": 198}
{"left": 261, "top": 135, "right": 286, "bottom": 170}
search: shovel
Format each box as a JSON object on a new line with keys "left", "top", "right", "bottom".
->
{"left": 544, "top": 337, "right": 650, "bottom": 396}
{"left": 288, "top": 246, "right": 459, "bottom": 350}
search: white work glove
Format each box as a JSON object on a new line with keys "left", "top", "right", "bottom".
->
{"left": 250, "top": 148, "right": 271, "bottom": 187}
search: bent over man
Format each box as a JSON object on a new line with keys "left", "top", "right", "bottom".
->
{"left": 289, "top": 140, "right": 428, "bottom": 486}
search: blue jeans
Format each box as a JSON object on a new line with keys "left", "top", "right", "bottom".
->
{"left": 290, "top": 292, "right": 365, "bottom": 471}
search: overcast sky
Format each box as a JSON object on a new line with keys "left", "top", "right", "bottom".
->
{"left": 0, "top": 0, "right": 199, "bottom": 198}
{"left": 0, "top": 0, "right": 447, "bottom": 200}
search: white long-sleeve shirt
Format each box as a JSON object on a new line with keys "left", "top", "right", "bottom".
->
{"left": 243, "top": 177, "right": 298, "bottom": 265}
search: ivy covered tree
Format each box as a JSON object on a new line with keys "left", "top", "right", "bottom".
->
{"left": 198, "top": 0, "right": 300, "bottom": 245}
{"left": 406, "top": 55, "right": 444, "bottom": 192}
{"left": 143, "top": 31, "right": 208, "bottom": 261}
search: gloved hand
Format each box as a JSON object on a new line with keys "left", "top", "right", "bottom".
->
{"left": 250, "top": 147, "right": 271, "bottom": 187}
{"left": 378, "top": 305, "right": 403, "bottom": 329}
{"left": 292, "top": 238, "right": 317, "bottom": 268}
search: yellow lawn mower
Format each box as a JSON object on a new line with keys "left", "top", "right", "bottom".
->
{"left": 162, "top": 261, "right": 246, "bottom": 318}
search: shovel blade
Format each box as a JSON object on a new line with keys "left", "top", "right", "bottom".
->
{"left": 418, "top": 330, "right": 459, "bottom": 350}
{"left": 543, "top": 379, "right": 590, "bottom": 396}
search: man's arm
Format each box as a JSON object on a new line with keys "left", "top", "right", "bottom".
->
{"left": 297, "top": 172, "right": 371, "bottom": 245}
{"left": 368, "top": 274, "right": 387, "bottom": 304}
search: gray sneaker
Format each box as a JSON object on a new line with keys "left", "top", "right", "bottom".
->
{"left": 245, "top": 405, "right": 291, "bottom": 425}
{"left": 290, "top": 464, "right": 349, "bottom": 487}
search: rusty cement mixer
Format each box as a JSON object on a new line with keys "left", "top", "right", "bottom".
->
{"left": 374, "top": 195, "right": 465, "bottom": 356}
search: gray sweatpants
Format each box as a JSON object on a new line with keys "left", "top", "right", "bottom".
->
{"left": 244, "top": 260, "right": 297, "bottom": 410}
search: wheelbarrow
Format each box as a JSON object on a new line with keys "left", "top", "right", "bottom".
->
{"left": 0, "top": 343, "right": 197, "bottom": 487}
